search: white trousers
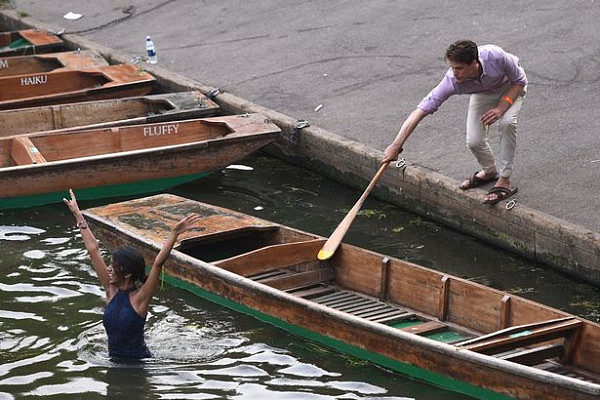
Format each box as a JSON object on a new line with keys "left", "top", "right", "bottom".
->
{"left": 466, "top": 84, "right": 525, "bottom": 178}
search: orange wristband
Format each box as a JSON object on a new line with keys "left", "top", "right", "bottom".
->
{"left": 502, "top": 95, "right": 514, "bottom": 105}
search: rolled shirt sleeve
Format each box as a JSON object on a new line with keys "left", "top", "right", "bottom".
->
{"left": 501, "top": 50, "right": 528, "bottom": 87}
{"left": 417, "top": 72, "right": 456, "bottom": 114}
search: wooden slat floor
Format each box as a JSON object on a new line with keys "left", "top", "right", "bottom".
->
{"left": 246, "top": 268, "right": 600, "bottom": 382}
{"left": 281, "top": 281, "right": 468, "bottom": 343}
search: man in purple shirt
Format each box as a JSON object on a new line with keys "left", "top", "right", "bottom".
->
{"left": 383, "top": 39, "right": 527, "bottom": 204}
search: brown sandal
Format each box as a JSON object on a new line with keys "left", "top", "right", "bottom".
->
{"left": 459, "top": 171, "right": 498, "bottom": 190}
{"left": 483, "top": 186, "right": 518, "bottom": 205}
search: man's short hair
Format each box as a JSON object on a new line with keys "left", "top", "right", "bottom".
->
{"left": 445, "top": 39, "right": 478, "bottom": 64}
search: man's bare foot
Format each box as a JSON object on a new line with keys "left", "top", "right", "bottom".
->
{"left": 459, "top": 170, "right": 498, "bottom": 190}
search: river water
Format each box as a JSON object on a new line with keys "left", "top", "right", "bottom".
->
{"left": 1, "top": 154, "right": 598, "bottom": 399}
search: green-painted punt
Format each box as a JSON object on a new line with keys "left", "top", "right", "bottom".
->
{"left": 162, "top": 272, "right": 510, "bottom": 400}
{"left": 0, "top": 172, "right": 209, "bottom": 211}
{"left": 84, "top": 194, "right": 600, "bottom": 400}
{"left": 7, "top": 38, "right": 30, "bottom": 49}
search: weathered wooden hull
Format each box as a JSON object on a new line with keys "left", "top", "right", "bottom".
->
{"left": 0, "top": 173, "right": 211, "bottom": 210}
{"left": 0, "top": 64, "right": 155, "bottom": 110}
{"left": 0, "top": 29, "right": 63, "bottom": 56}
{"left": 0, "top": 91, "right": 220, "bottom": 137}
{"left": 82, "top": 194, "right": 600, "bottom": 400}
{"left": 0, "top": 50, "right": 109, "bottom": 77}
{"left": 0, "top": 114, "right": 279, "bottom": 209}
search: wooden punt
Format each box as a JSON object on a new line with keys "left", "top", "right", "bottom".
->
{"left": 0, "top": 91, "right": 220, "bottom": 137}
{"left": 0, "top": 29, "right": 63, "bottom": 56}
{"left": 0, "top": 50, "right": 109, "bottom": 77}
{"left": 0, "top": 64, "right": 155, "bottom": 110}
{"left": 0, "top": 114, "right": 279, "bottom": 210}
{"left": 82, "top": 193, "right": 600, "bottom": 400}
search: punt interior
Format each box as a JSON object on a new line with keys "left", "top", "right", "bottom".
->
{"left": 0, "top": 119, "right": 234, "bottom": 167}
{"left": 0, "top": 51, "right": 108, "bottom": 77}
{"left": 0, "top": 97, "right": 180, "bottom": 136}
{"left": 0, "top": 70, "right": 112, "bottom": 101}
{"left": 0, "top": 29, "right": 62, "bottom": 55}
{"left": 164, "top": 199, "right": 600, "bottom": 384}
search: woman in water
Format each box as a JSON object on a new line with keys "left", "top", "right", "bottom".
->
{"left": 64, "top": 189, "right": 199, "bottom": 359}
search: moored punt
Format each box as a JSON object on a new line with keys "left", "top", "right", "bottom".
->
{"left": 0, "top": 50, "right": 109, "bottom": 77}
{"left": 0, "top": 114, "right": 280, "bottom": 209}
{"left": 0, "top": 64, "right": 155, "bottom": 110}
{"left": 0, "top": 29, "right": 63, "bottom": 56}
{"left": 82, "top": 194, "right": 600, "bottom": 400}
{"left": 0, "top": 91, "right": 220, "bottom": 137}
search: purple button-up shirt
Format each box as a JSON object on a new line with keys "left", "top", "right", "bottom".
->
{"left": 417, "top": 45, "right": 528, "bottom": 114}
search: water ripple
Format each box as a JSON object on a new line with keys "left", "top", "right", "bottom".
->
{"left": 0, "top": 353, "right": 58, "bottom": 377}
{"left": 0, "top": 226, "right": 45, "bottom": 241}
{"left": 23, "top": 250, "right": 46, "bottom": 260}
{"left": 196, "top": 364, "right": 269, "bottom": 378}
{"left": 0, "top": 309, "right": 45, "bottom": 322}
{"left": 56, "top": 360, "right": 90, "bottom": 373}
{"left": 231, "top": 382, "right": 342, "bottom": 399}
{"left": 0, "top": 371, "right": 53, "bottom": 386}
{"left": 0, "top": 283, "right": 81, "bottom": 303}
{"left": 26, "top": 377, "right": 106, "bottom": 396}
{"left": 278, "top": 363, "right": 341, "bottom": 378}
{"left": 240, "top": 351, "right": 297, "bottom": 366}
{"left": 41, "top": 237, "right": 70, "bottom": 245}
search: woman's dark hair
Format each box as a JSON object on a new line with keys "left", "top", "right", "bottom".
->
{"left": 445, "top": 39, "right": 478, "bottom": 64}
{"left": 111, "top": 246, "right": 147, "bottom": 283}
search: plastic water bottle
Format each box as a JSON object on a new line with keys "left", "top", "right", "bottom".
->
{"left": 145, "top": 35, "right": 157, "bottom": 64}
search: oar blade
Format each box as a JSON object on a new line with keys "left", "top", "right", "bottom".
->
{"left": 316, "top": 162, "right": 390, "bottom": 261}
{"left": 317, "top": 248, "right": 334, "bottom": 261}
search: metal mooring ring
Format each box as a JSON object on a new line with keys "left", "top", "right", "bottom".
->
{"left": 395, "top": 158, "right": 406, "bottom": 168}
{"left": 505, "top": 198, "right": 517, "bottom": 210}
{"left": 207, "top": 88, "right": 220, "bottom": 99}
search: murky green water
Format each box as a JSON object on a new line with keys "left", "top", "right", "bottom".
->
{"left": 1, "top": 154, "right": 598, "bottom": 399}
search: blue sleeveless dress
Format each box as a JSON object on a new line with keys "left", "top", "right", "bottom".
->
{"left": 103, "top": 288, "right": 152, "bottom": 359}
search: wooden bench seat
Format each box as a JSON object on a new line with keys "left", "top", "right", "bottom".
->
{"left": 498, "top": 343, "right": 565, "bottom": 366}
{"left": 255, "top": 267, "right": 334, "bottom": 291}
{"left": 214, "top": 239, "right": 325, "bottom": 276}
{"left": 11, "top": 136, "right": 46, "bottom": 165}
{"left": 399, "top": 320, "right": 446, "bottom": 335}
{"left": 457, "top": 317, "right": 582, "bottom": 356}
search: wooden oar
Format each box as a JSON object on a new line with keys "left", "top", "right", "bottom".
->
{"left": 317, "top": 162, "right": 390, "bottom": 260}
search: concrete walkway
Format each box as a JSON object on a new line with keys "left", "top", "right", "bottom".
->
{"left": 3, "top": 1, "right": 600, "bottom": 281}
